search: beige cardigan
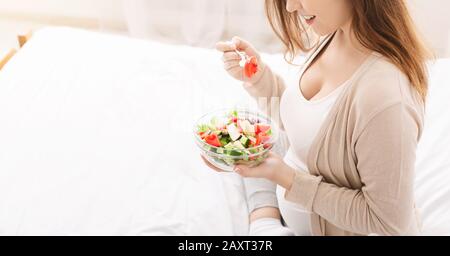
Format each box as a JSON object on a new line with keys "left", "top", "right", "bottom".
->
{"left": 244, "top": 36, "right": 425, "bottom": 236}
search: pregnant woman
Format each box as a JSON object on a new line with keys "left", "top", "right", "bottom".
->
{"left": 206, "top": 0, "right": 430, "bottom": 236}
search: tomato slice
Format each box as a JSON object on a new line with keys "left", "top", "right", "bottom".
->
{"left": 256, "top": 133, "right": 271, "bottom": 144}
{"left": 255, "top": 124, "right": 271, "bottom": 135}
{"left": 244, "top": 56, "right": 258, "bottom": 78}
{"left": 257, "top": 124, "right": 270, "bottom": 133}
{"left": 204, "top": 133, "right": 221, "bottom": 147}
{"left": 263, "top": 143, "right": 272, "bottom": 149}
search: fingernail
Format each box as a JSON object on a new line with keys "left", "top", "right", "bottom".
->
{"left": 234, "top": 167, "right": 241, "bottom": 172}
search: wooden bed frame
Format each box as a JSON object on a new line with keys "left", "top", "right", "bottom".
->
{"left": 0, "top": 31, "right": 33, "bottom": 71}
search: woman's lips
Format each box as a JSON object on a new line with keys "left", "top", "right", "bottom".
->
{"left": 303, "top": 15, "right": 316, "bottom": 25}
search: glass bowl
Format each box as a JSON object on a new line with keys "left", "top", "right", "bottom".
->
{"left": 194, "top": 109, "right": 279, "bottom": 172}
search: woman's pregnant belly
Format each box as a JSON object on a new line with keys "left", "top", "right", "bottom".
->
{"left": 277, "top": 148, "right": 312, "bottom": 236}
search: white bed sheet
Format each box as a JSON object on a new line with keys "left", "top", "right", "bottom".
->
{"left": 415, "top": 58, "right": 450, "bottom": 235}
{"left": 0, "top": 27, "right": 255, "bottom": 235}
{"left": 0, "top": 27, "right": 449, "bottom": 235}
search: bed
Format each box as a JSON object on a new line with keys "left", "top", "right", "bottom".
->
{"left": 0, "top": 27, "right": 449, "bottom": 236}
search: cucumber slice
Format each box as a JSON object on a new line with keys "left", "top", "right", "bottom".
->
{"left": 220, "top": 137, "right": 231, "bottom": 146}
{"left": 197, "top": 124, "right": 210, "bottom": 133}
{"left": 239, "top": 136, "right": 250, "bottom": 148}
{"left": 229, "top": 150, "right": 243, "bottom": 156}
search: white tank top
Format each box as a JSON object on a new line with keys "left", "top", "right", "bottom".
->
{"left": 280, "top": 80, "right": 348, "bottom": 172}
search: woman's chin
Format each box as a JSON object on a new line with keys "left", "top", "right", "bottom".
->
{"left": 311, "top": 25, "right": 336, "bottom": 37}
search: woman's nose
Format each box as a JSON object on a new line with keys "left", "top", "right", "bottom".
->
{"left": 286, "top": 0, "right": 302, "bottom": 13}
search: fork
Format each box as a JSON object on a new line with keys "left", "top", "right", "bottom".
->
{"left": 234, "top": 50, "right": 249, "bottom": 67}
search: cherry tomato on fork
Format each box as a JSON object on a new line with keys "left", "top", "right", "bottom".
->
{"left": 244, "top": 56, "right": 259, "bottom": 78}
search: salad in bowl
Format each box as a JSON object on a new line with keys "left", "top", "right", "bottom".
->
{"left": 194, "top": 109, "right": 279, "bottom": 172}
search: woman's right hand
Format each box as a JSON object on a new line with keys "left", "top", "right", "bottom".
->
{"left": 216, "top": 36, "right": 266, "bottom": 84}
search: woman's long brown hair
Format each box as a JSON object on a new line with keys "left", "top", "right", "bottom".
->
{"left": 265, "top": 0, "right": 432, "bottom": 103}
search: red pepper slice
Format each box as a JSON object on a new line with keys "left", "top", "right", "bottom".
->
{"left": 254, "top": 135, "right": 261, "bottom": 146}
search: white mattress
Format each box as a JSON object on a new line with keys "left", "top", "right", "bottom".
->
{"left": 0, "top": 27, "right": 449, "bottom": 235}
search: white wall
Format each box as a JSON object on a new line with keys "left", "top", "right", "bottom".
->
{"left": 409, "top": 0, "right": 450, "bottom": 57}
{"left": 0, "top": 0, "right": 125, "bottom": 31}
{"left": 0, "top": 0, "right": 449, "bottom": 57}
{"left": 0, "top": 0, "right": 123, "bottom": 21}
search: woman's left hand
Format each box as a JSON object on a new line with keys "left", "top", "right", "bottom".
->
{"left": 235, "top": 152, "right": 296, "bottom": 190}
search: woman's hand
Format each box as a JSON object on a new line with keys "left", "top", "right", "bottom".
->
{"left": 200, "top": 152, "right": 284, "bottom": 177}
{"left": 201, "top": 152, "right": 296, "bottom": 190}
{"left": 234, "top": 152, "right": 296, "bottom": 190}
{"left": 215, "top": 36, "right": 266, "bottom": 83}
